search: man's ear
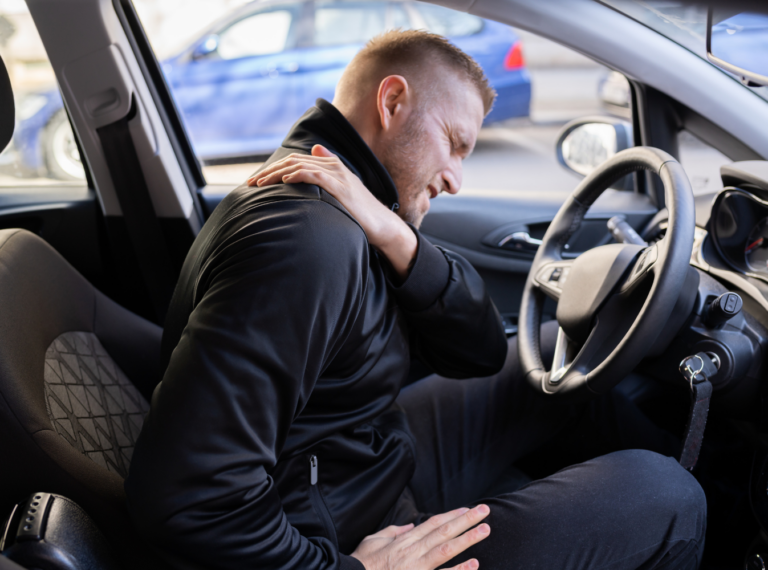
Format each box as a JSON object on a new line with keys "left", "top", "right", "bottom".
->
{"left": 377, "top": 75, "right": 410, "bottom": 132}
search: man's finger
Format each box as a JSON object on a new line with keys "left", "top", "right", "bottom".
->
{"left": 403, "top": 507, "right": 470, "bottom": 542}
{"left": 424, "top": 522, "right": 490, "bottom": 568}
{"left": 311, "top": 144, "right": 336, "bottom": 158}
{"left": 373, "top": 523, "right": 415, "bottom": 539}
{"left": 248, "top": 157, "right": 340, "bottom": 186}
{"left": 422, "top": 505, "right": 490, "bottom": 551}
{"left": 250, "top": 164, "right": 306, "bottom": 187}
{"left": 446, "top": 558, "right": 480, "bottom": 570}
{"left": 281, "top": 169, "right": 341, "bottom": 193}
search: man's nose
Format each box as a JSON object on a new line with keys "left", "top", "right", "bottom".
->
{"left": 442, "top": 163, "right": 462, "bottom": 195}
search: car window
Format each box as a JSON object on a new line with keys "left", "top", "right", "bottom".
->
{"left": 0, "top": 4, "right": 87, "bottom": 187}
{"left": 218, "top": 9, "right": 296, "bottom": 59}
{"left": 413, "top": 3, "right": 483, "bottom": 37}
{"left": 135, "top": 1, "right": 625, "bottom": 193}
{"left": 389, "top": 4, "right": 413, "bottom": 30}
{"left": 313, "top": 2, "right": 389, "bottom": 47}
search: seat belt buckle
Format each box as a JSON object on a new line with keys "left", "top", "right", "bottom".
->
{"left": 677, "top": 353, "right": 716, "bottom": 471}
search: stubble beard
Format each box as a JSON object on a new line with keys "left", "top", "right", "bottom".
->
{"left": 379, "top": 112, "right": 433, "bottom": 229}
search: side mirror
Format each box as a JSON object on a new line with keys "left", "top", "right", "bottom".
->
{"left": 192, "top": 35, "right": 220, "bottom": 60}
{"left": 555, "top": 116, "right": 633, "bottom": 180}
{"left": 707, "top": 8, "right": 768, "bottom": 87}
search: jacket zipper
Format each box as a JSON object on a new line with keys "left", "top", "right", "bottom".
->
{"left": 308, "top": 455, "right": 339, "bottom": 548}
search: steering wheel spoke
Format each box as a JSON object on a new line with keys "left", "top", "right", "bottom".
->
{"left": 549, "top": 326, "right": 575, "bottom": 384}
{"left": 533, "top": 259, "right": 574, "bottom": 301}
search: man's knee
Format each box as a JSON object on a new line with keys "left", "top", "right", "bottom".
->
{"left": 597, "top": 449, "right": 707, "bottom": 538}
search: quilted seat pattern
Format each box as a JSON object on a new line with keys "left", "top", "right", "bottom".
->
{"left": 43, "top": 331, "right": 150, "bottom": 478}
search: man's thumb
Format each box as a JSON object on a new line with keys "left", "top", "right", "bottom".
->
{"left": 312, "top": 144, "right": 335, "bottom": 158}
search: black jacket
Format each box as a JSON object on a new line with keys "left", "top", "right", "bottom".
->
{"left": 125, "top": 100, "right": 507, "bottom": 570}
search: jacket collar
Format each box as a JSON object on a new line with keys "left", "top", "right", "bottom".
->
{"left": 280, "top": 99, "right": 400, "bottom": 210}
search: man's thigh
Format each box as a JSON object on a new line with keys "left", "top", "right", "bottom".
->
{"left": 396, "top": 321, "right": 569, "bottom": 514}
{"left": 443, "top": 450, "right": 707, "bottom": 570}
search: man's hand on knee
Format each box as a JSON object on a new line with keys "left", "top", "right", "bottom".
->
{"left": 248, "top": 145, "right": 418, "bottom": 279}
{"left": 349, "top": 504, "right": 491, "bottom": 570}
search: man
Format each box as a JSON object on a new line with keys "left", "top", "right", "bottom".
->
{"left": 126, "top": 30, "right": 706, "bottom": 570}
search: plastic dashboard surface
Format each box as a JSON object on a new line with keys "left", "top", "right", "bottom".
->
{"left": 710, "top": 188, "right": 768, "bottom": 282}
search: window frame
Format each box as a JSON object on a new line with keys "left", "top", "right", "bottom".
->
{"left": 113, "top": 0, "right": 207, "bottom": 208}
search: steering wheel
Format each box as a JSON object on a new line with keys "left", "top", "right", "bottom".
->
{"left": 518, "top": 147, "right": 695, "bottom": 400}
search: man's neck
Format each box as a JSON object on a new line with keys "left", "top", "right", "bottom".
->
{"left": 332, "top": 98, "right": 382, "bottom": 160}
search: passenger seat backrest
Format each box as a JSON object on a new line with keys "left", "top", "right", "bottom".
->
{"left": 0, "top": 229, "right": 165, "bottom": 568}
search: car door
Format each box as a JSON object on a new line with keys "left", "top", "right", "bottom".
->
{"left": 164, "top": 2, "right": 309, "bottom": 160}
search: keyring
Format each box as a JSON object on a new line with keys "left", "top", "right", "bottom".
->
{"left": 679, "top": 354, "right": 704, "bottom": 387}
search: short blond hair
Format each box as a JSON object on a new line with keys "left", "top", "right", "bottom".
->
{"left": 338, "top": 29, "right": 496, "bottom": 115}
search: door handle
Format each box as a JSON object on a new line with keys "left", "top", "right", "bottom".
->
{"left": 277, "top": 62, "right": 299, "bottom": 73}
{"left": 264, "top": 63, "right": 299, "bottom": 78}
{"left": 497, "top": 231, "right": 542, "bottom": 252}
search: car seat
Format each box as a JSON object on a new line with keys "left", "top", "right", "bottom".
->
{"left": 0, "top": 55, "right": 168, "bottom": 569}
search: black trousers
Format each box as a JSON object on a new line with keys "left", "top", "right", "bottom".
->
{"left": 394, "top": 322, "right": 707, "bottom": 569}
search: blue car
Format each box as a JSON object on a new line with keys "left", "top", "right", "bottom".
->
{"left": 12, "top": 0, "right": 531, "bottom": 179}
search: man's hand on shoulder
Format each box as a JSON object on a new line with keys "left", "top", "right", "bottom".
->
{"left": 248, "top": 145, "right": 418, "bottom": 279}
{"left": 350, "top": 505, "right": 490, "bottom": 570}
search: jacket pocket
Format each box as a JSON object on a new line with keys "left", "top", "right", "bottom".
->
{"left": 308, "top": 455, "right": 339, "bottom": 548}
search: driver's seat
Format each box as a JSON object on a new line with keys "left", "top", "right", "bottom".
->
{"left": 0, "top": 228, "right": 167, "bottom": 569}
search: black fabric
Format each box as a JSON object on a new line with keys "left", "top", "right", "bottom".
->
{"left": 679, "top": 376, "right": 713, "bottom": 471}
{"left": 97, "top": 99, "right": 177, "bottom": 323}
{"left": 0, "top": 229, "right": 167, "bottom": 569}
{"left": 0, "top": 55, "right": 13, "bottom": 154}
{"left": 94, "top": 292, "right": 162, "bottom": 402}
{"left": 392, "top": 324, "right": 706, "bottom": 569}
{"left": 126, "top": 99, "right": 507, "bottom": 570}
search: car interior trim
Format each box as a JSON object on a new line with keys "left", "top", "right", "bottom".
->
{"left": 26, "top": 0, "right": 197, "bottom": 223}
{"left": 455, "top": 0, "right": 768, "bottom": 159}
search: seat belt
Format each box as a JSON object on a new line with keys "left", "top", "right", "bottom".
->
{"left": 96, "top": 97, "right": 176, "bottom": 323}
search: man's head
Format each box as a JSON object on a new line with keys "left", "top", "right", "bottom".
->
{"left": 333, "top": 29, "right": 496, "bottom": 228}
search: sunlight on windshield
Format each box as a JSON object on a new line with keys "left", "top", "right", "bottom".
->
{"left": 600, "top": 0, "right": 768, "bottom": 102}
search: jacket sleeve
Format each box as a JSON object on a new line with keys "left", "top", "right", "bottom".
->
{"left": 125, "top": 200, "right": 366, "bottom": 570}
{"left": 388, "top": 228, "right": 508, "bottom": 379}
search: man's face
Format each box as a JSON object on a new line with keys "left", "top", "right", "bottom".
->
{"left": 378, "top": 82, "right": 485, "bottom": 228}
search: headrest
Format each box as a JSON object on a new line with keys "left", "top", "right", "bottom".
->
{"left": 0, "top": 55, "right": 14, "bottom": 154}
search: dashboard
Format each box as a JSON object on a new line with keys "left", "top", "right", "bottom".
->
{"left": 638, "top": 165, "right": 768, "bottom": 410}
{"left": 693, "top": 161, "right": 768, "bottom": 324}
{"left": 710, "top": 188, "right": 768, "bottom": 280}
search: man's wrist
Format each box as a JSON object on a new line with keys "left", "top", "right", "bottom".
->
{"left": 372, "top": 212, "right": 418, "bottom": 279}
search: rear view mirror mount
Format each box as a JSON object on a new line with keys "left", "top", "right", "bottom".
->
{"left": 707, "top": 7, "right": 768, "bottom": 88}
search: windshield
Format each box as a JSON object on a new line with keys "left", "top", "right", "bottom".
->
{"left": 599, "top": 0, "right": 768, "bottom": 102}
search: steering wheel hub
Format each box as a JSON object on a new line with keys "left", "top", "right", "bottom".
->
{"left": 555, "top": 243, "right": 644, "bottom": 344}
